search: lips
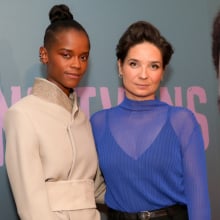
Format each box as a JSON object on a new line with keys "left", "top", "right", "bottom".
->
{"left": 136, "top": 84, "right": 149, "bottom": 88}
{"left": 65, "top": 72, "right": 81, "bottom": 79}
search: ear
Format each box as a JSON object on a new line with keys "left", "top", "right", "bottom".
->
{"left": 117, "top": 59, "right": 123, "bottom": 77}
{"left": 39, "top": 46, "right": 48, "bottom": 64}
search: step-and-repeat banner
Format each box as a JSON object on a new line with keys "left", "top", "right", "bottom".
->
{"left": 0, "top": 1, "right": 219, "bottom": 219}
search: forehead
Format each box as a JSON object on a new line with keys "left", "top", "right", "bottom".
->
{"left": 52, "top": 29, "right": 90, "bottom": 52}
{"left": 127, "top": 41, "right": 162, "bottom": 60}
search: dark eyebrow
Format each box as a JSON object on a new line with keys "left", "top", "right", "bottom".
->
{"left": 58, "top": 48, "right": 90, "bottom": 55}
{"left": 58, "top": 48, "right": 72, "bottom": 52}
{"left": 148, "top": 60, "right": 162, "bottom": 65}
{"left": 151, "top": 61, "right": 161, "bottom": 64}
{"left": 127, "top": 58, "right": 139, "bottom": 62}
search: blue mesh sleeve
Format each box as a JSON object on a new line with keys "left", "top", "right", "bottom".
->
{"left": 171, "top": 108, "right": 211, "bottom": 219}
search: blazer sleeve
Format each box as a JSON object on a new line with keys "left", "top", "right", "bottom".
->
{"left": 94, "top": 165, "right": 106, "bottom": 204}
{"left": 4, "top": 108, "right": 58, "bottom": 220}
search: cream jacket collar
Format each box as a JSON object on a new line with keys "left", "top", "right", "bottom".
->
{"left": 31, "top": 77, "right": 79, "bottom": 115}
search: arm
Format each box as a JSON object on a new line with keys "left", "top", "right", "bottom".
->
{"left": 182, "top": 125, "right": 211, "bottom": 220}
{"left": 174, "top": 110, "right": 211, "bottom": 220}
{"left": 90, "top": 110, "right": 107, "bottom": 204}
{"left": 4, "top": 108, "right": 57, "bottom": 220}
{"left": 94, "top": 166, "right": 106, "bottom": 204}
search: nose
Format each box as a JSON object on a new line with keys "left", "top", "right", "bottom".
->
{"left": 139, "top": 66, "right": 148, "bottom": 79}
{"left": 70, "top": 56, "right": 81, "bottom": 69}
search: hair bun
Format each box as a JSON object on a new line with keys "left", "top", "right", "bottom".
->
{"left": 49, "top": 4, "right": 74, "bottom": 24}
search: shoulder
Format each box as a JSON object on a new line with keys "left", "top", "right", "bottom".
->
{"left": 169, "top": 105, "right": 197, "bottom": 123}
{"left": 4, "top": 95, "right": 41, "bottom": 127}
{"left": 7, "top": 95, "right": 37, "bottom": 112}
{"left": 5, "top": 95, "right": 33, "bottom": 118}
{"left": 91, "top": 104, "right": 119, "bottom": 118}
{"left": 168, "top": 105, "right": 200, "bottom": 138}
{"left": 156, "top": 100, "right": 197, "bottom": 123}
{"left": 90, "top": 106, "right": 118, "bottom": 130}
{"left": 90, "top": 108, "right": 109, "bottom": 124}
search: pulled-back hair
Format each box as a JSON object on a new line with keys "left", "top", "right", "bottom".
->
{"left": 212, "top": 10, "right": 220, "bottom": 77}
{"left": 116, "top": 21, "right": 174, "bottom": 68}
{"left": 43, "top": 4, "right": 90, "bottom": 49}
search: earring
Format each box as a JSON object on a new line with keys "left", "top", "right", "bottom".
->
{"left": 119, "top": 73, "right": 123, "bottom": 78}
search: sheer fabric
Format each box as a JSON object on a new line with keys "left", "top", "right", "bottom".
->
{"left": 108, "top": 100, "right": 168, "bottom": 159}
{"left": 90, "top": 97, "right": 210, "bottom": 220}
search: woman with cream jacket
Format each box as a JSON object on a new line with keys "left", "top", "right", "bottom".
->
{"left": 4, "top": 4, "right": 105, "bottom": 220}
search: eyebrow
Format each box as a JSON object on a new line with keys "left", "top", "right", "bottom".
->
{"left": 58, "top": 48, "right": 90, "bottom": 54}
{"left": 127, "top": 58, "right": 161, "bottom": 64}
{"left": 151, "top": 61, "right": 161, "bottom": 64}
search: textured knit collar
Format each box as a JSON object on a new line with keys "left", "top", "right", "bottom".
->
{"left": 119, "top": 96, "right": 168, "bottom": 111}
{"left": 31, "top": 77, "right": 78, "bottom": 114}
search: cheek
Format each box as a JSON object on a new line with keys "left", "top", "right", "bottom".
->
{"left": 82, "top": 61, "right": 89, "bottom": 69}
{"left": 122, "top": 74, "right": 135, "bottom": 89}
{"left": 122, "top": 66, "right": 136, "bottom": 79}
{"left": 48, "top": 57, "right": 62, "bottom": 68}
{"left": 151, "top": 72, "right": 163, "bottom": 83}
{"left": 80, "top": 62, "right": 89, "bottom": 74}
{"left": 48, "top": 62, "right": 61, "bottom": 73}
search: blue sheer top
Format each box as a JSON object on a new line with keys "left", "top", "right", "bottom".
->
{"left": 90, "top": 97, "right": 210, "bottom": 220}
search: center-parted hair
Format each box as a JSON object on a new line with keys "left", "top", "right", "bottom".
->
{"left": 43, "top": 4, "right": 90, "bottom": 49}
{"left": 116, "top": 21, "right": 174, "bottom": 68}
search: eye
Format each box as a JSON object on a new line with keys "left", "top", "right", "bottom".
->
{"left": 62, "top": 53, "right": 71, "bottom": 59}
{"left": 80, "top": 54, "right": 89, "bottom": 62}
{"left": 150, "top": 63, "right": 161, "bottom": 70}
{"left": 129, "top": 60, "right": 139, "bottom": 68}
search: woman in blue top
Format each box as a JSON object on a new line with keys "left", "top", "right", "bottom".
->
{"left": 90, "top": 21, "right": 211, "bottom": 220}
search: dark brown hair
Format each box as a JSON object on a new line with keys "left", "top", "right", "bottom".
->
{"left": 116, "top": 21, "right": 174, "bottom": 68}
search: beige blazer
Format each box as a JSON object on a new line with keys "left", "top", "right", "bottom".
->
{"left": 4, "top": 78, "right": 105, "bottom": 220}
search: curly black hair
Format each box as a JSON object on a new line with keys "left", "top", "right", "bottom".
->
{"left": 212, "top": 10, "right": 220, "bottom": 77}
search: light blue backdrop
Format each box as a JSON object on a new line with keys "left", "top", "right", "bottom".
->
{"left": 0, "top": 1, "right": 219, "bottom": 219}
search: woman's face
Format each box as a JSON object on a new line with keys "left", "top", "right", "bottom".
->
{"left": 118, "top": 41, "right": 164, "bottom": 101}
{"left": 41, "top": 29, "right": 90, "bottom": 96}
